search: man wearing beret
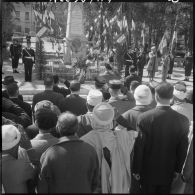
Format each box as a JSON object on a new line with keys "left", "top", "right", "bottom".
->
{"left": 108, "top": 80, "right": 135, "bottom": 115}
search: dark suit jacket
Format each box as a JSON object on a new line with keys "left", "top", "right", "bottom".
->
{"left": 37, "top": 136, "right": 99, "bottom": 193}
{"left": 133, "top": 106, "right": 189, "bottom": 186}
{"left": 53, "top": 85, "right": 70, "bottom": 98}
{"left": 10, "top": 98, "right": 32, "bottom": 119}
{"left": 2, "top": 90, "right": 23, "bottom": 101}
{"left": 61, "top": 94, "right": 87, "bottom": 116}
{"left": 124, "top": 74, "right": 141, "bottom": 90}
{"left": 122, "top": 105, "right": 151, "bottom": 130}
{"left": 32, "top": 90, "right": 65, "bottom": 113}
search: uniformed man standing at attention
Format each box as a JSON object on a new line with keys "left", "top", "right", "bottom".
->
{"left": 22, "top": 41, "right": 35, "bottom": 82}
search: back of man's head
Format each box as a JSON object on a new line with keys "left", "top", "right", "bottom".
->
{"left": 155, "top": 82, "right": 174, "bottom": 101}
{"left": 7, "top": 83, "right": 19, "bottom": 98}
{"left": 70, "top": 80, "right": 80, "bottom": 92}
{"left": 44, "top": 74, "right": 54, "bottom": 88}
{"left": 35, "top": 108, "right": 58, "bottom": 131}
{"left": 53, "top": 74, "right": 59, "bottom": 84}
{"left": 130, "top": 80, "right": 140, "bottom": 93}
{"left": 56, "top": 112, "right": 78, "bottom": 136}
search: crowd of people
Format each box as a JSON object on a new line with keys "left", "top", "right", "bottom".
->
{"left": 2, "top": 56, "right": 193, "bottom": 193}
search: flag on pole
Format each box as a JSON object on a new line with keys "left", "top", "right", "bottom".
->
{"left": 131, "top": 19, "right": 136, "bottom": 31}
{"left": 158, "top": 30, "right": 168, "bottom": 56}
{"left": 170, "top": 30, "right": 177, "bottom": 53}
{"left": 141, "top": 21, "right": 146, "bottom": 46}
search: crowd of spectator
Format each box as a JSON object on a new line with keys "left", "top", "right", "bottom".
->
{"left": 1, "top": 67, "right": 193, "bottom": 194}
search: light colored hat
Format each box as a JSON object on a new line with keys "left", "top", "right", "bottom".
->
{"left": 34, "top": 100, "right": 54, "bottom": 112}
{"left": 2, "top": 125, "right": 21, "bottom": 151}
{"left": 134, "top": 85, "right": 152, "bottom": 105}
{"left": 173, "top": 88, "right": 186, "bottom": 100}
{"left": 93, "top": 102, "right": 115, "bottom": 125}
{"left": 87, "top": 89, "right": 103, "bottom": 106}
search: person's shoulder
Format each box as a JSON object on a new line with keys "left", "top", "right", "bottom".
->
{"left": 138, "top": 108, "right": 156, "bottom": 120}
{"left": 170, "top": 107, "right": 189, "bottom": 121}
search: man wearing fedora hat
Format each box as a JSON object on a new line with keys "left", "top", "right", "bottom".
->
{"left": 22, "top": 41, "right": 35, "bottom": 82}
{"left": 2, "top": 76, "right": 23, "bottom": 101}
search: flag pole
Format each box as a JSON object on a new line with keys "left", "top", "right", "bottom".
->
{"left": 170, "top": 11, "right": 178, "bottom": 53}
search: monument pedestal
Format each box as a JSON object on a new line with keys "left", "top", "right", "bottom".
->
{"left": 64, "top": 3, "right": 87, "bottom": 65}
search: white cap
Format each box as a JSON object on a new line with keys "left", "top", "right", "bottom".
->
{"left": 87, "top": 89, "right": 103, "bottom": 106}
{"left": 173, "top": 88, "right": 186, "bottom": 100}
{"left": 134, "top": 85, "right": 152, "bottom": 105}
{"left": 93, "top": 102, "right": 114, "bottom": 125}
{"left": 2, "top": 125, "right": 21, "bottom": 151}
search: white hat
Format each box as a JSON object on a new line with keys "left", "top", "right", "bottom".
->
{"left": 173, "top": 88, "right": 186, "bottom": 100}
{"left": 134, "top": 85, "right": 152, "bottom": 105}
{"left": 2, "top": 125, "right": 21, "bottom": 151}
{"left": 87, "top": 89, "right": 103, "bottom": 106}
{"left": 93, "top": 102, "right": 115, "bottom": 125}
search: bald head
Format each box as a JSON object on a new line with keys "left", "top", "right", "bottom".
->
{"left": 56, "top": 112, "right": 78, "bottom": 136}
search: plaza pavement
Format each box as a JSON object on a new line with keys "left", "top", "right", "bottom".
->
{"left": 2, "top": 59, "right": 193, "bottom": 103}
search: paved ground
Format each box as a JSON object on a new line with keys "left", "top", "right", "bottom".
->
{"left": 2, "top": 59, "right": 193, "bottom": 100}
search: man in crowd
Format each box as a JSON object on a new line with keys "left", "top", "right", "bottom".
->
{"left": 22, "top": 41, "right": 35, "bottom": 82}
{"left": 10, "top": 39, "right": 21, "bottom": 73}
{"left": 171, "top": 81, "right": 193, "bottom": 121}
{"left": 37, "top": 112, "right": 99, "bottom": 193}
{"left": 2, "top": 97, "right": 31, "bottom": 128}
{"left": 124, "top": 46, "right": 137, "bottom": 77}
{"left": 2, "top": 76, "right": 23, "bottom": 101}
{"left": 137, "top": 46, "right": 146, "bottom": 81}
{"left": 94, "top": 76, "right": 111, "bottom": 101}
{"left": 77, "top": 89, "right": 103, "bottom": 137}
{"left": 61, "top": 80, "right": 87, "bottom": 115}
{"left": 25, "top": 100, "right": 61, "bottom": 140}
{"left": 108, "top": 80, "right": 135, "bottom": 115}
{"left": 2, "top": 125, "right": 35, "bottom": 193}
{"left": 121, "top": 84, "right": 152, "bottom": 131}
{"left": 32, "top": 74, "right": 65, "bottom": 113}
{"left": 7, "top": 82, "right": 32, "bottom": 119}
{"left": 124, "top": 66, "right": 141, "bottom": 90}
{"left": 53, "top": 74, "right": 71, "bottom": 98}
{"left": 133, "top": 82, "right": 189, "bottom": 193}
{"left": 18, "top": 108, "right": 59, "bottom": 166}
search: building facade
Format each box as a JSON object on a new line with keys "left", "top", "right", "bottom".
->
{"left": 13, "top": 2, "right": 36, "bottom": 36}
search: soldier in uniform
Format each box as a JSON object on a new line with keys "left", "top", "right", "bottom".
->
{"left": 22, "top": 41, "right": 35, "bottom": 82}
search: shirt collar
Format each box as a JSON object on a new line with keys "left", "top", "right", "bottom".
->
{"left": 33, "top": 133, "right": 55, "bottom": 140}
{"left": 156, "top": 102, "right": 170, "bottom": 107}
{"left": 58, "top": 135, "right": 80, "bottom": 144}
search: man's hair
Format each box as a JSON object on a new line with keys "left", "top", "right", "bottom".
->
{"left": 6, "top": 83, "right": 19, "bottom": 97}
{"left": 130, "top": 81, "right": 140, "bottom": 92}
{"left": 155, "top": 82, "right": 174, "bottom": 100}
{"left": 70, "top": 80, "right": 80, "bottom": 92}
{"left": 44, "top": 74, "right": 54, "bottom": 87}
{"left": 53, "top": 74, "right": 59, "bottom": 84}
{"left": 56, "top": 112, "right": 78, "bottom": 136}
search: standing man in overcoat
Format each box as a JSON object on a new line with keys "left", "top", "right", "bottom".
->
{"left": 132, "top": 82, "right": 189, "bottom": 194}
{"left": 22, "top": 41, "right": 35, "bottom": 82}
{"left": 10, "top": 39, "right": 22, "bottom": 73}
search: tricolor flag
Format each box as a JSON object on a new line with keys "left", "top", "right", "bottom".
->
{"left": 158, "top": 30, "right": 169, "bottom": 56}
{"left": 170, "top": 30, "right": 177, "bottom": 54}
{"left": 131, "top": 19, "right": 136, "bottom": 31}
{"left": 141, "top": 21, "right": 146, "bottom": 46}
